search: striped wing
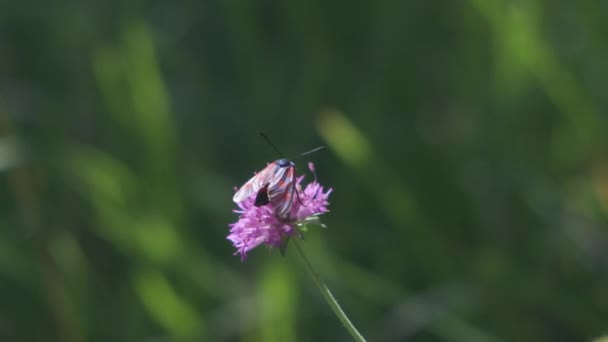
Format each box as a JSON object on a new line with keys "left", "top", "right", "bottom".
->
{"left": 267, "top": 165, "right": 296, "bottom": 219}
{"left": 233, "top": 162, "right": 280, "bottom": 203}
{"left": 233, "top": 161, "right": 297, "bottom": 220}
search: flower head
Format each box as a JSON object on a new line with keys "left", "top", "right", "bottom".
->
{"left": 228, "top": 163, "right": 332, "bottom": 261}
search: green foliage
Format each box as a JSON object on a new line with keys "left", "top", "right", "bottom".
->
{"left": 1, "top": 0, "right": 607, "bottom": 340}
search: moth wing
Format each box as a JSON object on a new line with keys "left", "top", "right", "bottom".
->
{"left": 268, "top": 165, "right": 296, "bottom": 219}
{"left": 254, "top": 184, "right": 270, "bottom": 206}
{"left": 233, "top": 163, "right": 278, "bottom": 203}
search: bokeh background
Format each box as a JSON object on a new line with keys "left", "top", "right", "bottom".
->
{"left": 1, "top": 0, "right": 607, "bottom": 341}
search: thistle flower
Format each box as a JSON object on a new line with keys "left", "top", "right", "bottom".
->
{"left": 228, "top": 163, "right": 332, "bottom": 261}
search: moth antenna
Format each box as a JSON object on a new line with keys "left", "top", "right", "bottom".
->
{"left": 295, "top": 146, "right": 325, "bottom": 159}
{"left": 259, "top": 132, "right": 285, "bottom": 158}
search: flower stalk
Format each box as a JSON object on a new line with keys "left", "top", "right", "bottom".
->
{"left": 292, "top": 239, "right": 367, "bottom": 342}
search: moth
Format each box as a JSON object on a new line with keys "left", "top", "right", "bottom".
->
{"left": 232, "top": 134, "right": 324, "bottom": 220}
{"left": 233, "top": 158, "right": 297, "bottom": 219}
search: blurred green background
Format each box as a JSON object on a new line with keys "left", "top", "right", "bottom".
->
{"left": 1, "top": 0, "right": 607, "bottom": 341}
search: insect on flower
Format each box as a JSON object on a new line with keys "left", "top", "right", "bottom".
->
{"left": 232, "top": 133, "right": 324, "bottom": 220}
{"left": 228, "top": 162, "right": 332, "bottom": 260}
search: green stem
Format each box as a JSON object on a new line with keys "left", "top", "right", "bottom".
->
{"left": 292, "top": 239, "right": 367, "bottom": 342}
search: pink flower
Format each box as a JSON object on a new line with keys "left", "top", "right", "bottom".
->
{"left": 228, "top": 163, "right": 332, "bottom": 261}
